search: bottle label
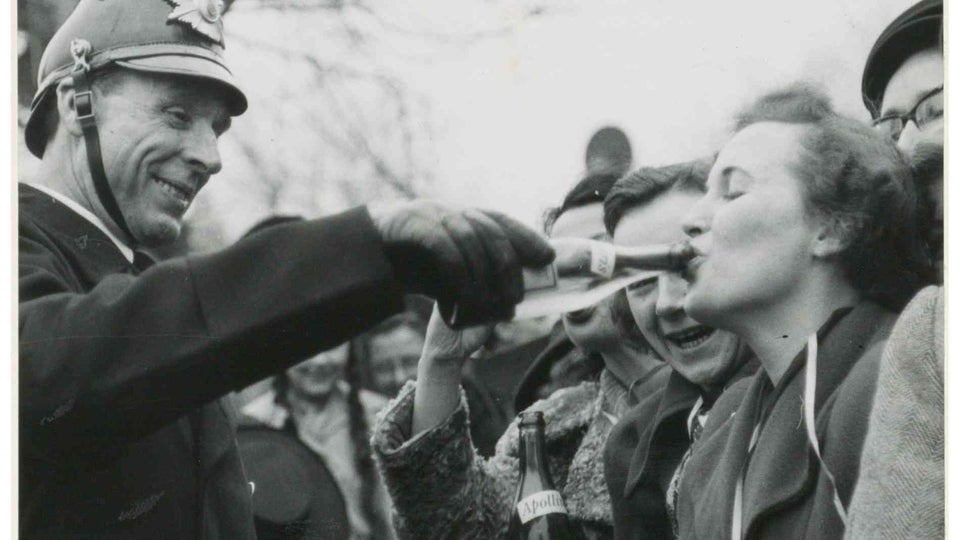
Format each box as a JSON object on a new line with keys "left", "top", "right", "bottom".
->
{"left": 589, "top": 242, "right": 616, "bottom": 278}
{"left": 516, "top": 490, "right": 568, "bottom": 524}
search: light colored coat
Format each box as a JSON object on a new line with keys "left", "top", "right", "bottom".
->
{"left": 844, "top": 286, "right": 944, "bottom": 540}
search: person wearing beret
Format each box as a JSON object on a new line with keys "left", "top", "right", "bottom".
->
{"left": 18, "top": 0, "right": 552, "bottom": 537}
{"left": 600, "top": 160, "right": 757, "bottom": 539}
{"left": 845, "top": 1, "right": 944, "bottom": 537}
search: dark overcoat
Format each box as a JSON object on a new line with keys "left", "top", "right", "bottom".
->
{"left": 675, "top": 302, "right": 896, "bottom": 540}
{"left": 604, "top": 353, "right": 757, "bottom": 540}
{"left": 19, "top": 183, "right": 404, "bottom": 539}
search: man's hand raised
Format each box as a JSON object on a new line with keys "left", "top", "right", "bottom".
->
{"left": 369, "top": 201, "right": 554, "bottom": 327}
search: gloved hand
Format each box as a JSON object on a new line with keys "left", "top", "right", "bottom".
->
{"left": 369, "top": 201, "right": 554, "bottom": 327}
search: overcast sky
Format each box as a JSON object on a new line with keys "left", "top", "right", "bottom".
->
{"left": 393, "top": 0, "right": 915, "bottom": 227}
{"left": 16, "top": 0, "right": 915, "bottom": 241}
{"left": 212, "top": 0, "right": 916, "bottom": 236}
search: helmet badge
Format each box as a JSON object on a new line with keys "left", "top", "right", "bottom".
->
{"left": 165, "top": 0, "right": 226, "bottom": 46}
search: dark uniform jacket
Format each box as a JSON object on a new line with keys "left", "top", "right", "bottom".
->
{"left": 19, "top": 183, "right": 404, "bottom": 539}
{"left": 675, "top": 302, "right": 896, "bottom": 540}
{"left": 604, "top": 351, "right": 757, "bottom": 540}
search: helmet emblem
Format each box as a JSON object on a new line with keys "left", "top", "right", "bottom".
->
{"left": 165, "top": 0, "right": 226, "bottom": 46}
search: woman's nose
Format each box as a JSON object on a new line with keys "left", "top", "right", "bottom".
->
{"left": 655, "top": 273, "right": 687, "bottom": 319}
{"left": 682, "top": 196, "right": 711, "bottom": 238}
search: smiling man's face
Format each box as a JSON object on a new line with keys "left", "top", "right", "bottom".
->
{"left": 88, "top": 70, "right": 231, "bottom": 247}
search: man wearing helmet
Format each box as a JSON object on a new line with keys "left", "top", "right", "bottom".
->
{"left": 19, "top": 0, "right": 552, "bottom": 537}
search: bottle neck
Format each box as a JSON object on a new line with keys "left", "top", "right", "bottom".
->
{"left": 612, "top": 242, "right": 693, "bottom": 272}
{"left": 518, "top": 424, "right": 554, "bottom": 491}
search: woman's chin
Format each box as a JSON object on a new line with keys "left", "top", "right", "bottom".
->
{"left": 684, "top": 294, "right": 720, "bottom": 328}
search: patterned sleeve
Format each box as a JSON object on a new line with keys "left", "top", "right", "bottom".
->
{"left": 371, "top": 380, "right": 519, "bottom": 539}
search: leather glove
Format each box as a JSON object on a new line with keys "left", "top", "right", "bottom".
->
{"left": 369, "top": 201, "right": 554, "bottom": 328}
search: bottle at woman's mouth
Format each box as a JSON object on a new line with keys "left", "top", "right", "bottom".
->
{"left": 446, "top": 238, "right": 695, "bottom": 327}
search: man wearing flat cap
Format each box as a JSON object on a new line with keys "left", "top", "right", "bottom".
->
{"left": 844, "top": 1, "right": 944, "bottom": 538}
{"left": 18, "top": 0, "right": 553, "bottom": 537}
{"left": 861, "top": 0, "right": 943, "bottom": 274}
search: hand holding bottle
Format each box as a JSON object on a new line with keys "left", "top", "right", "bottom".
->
{"left": 412, "top": 305, "right": 495, "bottom": 436}
{"left": 369, "top": 201, "right": 555, "bottom": 327}
{"left": 421, "top": 304, "right": 495, "bottom": 367}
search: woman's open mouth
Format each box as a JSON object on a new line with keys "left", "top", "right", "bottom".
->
{"left": 682, "top": 255, "right": 704, "bottom": 282}
{"left": 665, "top": 326, "right": 715, "bottom": 350}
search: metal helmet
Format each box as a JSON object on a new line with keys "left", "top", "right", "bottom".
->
{"left": 24, "top": 0, "right": 248, "bottom": 158}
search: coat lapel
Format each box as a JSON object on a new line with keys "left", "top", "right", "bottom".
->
{"left": 740, "top": 302, "right": 894, "bottom": 536}
{"left": 19, "top": 184, "right": 131, "bottom": 282}
{"left": 624, "top": 348, "right": 759, "bottom": 497}
{"left": 623, "top": 371, "right": 698, "bottom": 496}
{"left": 689, "top": 373, "right": 765, "bottom": 539}
{"left": 196, "top": 397, "right": 240, "bottom": 478}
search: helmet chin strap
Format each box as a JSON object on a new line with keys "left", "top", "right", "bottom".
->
{"left": 70, "top": 39, "right": 137, "bottom": 248}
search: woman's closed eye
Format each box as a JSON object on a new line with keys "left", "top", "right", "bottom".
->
{"left": 722, "top": 189, "right": 744, "bottom": 201}
{"left": 627, "top": 277, "right": 657, "bottom": 293}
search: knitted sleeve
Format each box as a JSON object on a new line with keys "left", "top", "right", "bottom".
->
{"left": 371, "top": 381, "right": 518, "bottom": 539}
{"left": 844, "top": 286, "right": 944, "bottom": 540}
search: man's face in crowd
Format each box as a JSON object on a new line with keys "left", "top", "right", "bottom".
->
{"left": 368, "top": 325, "right": 426, "bottom": 397}
{"left": 613, "top": 190, "right": 741, "bottom": 388}
{"left": 550, "top": 202, "right": 622, "bottom": 353}
{"left": 88, "top": 70, "right": 231, "bottom": 247}
{"left": 286, "top": 343, "right": 350, "bottom": 399}
{"left": 880, "top": 47, "right": 944, "bottom": 221}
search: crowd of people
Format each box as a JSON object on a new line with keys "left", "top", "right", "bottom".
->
{"left": 17, "top": 0, "right": 944, "bottom": 538}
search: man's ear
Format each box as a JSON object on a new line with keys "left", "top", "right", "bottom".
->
{"left": 811, "top": 215, "right": 856, "bottom": 258}
{"left": 54, "top": 76, "right": 84, "bottom": 138}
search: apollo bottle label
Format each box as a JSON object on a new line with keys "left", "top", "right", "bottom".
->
{"left": 516, "top": 490, "right": 568, "bottom": 524}
{"left": 588, "top": 242, "right": 616, "bottom": 278}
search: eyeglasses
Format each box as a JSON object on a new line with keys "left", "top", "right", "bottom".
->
{"left": 872, "top": 85, "right": 944, "bottom": 141}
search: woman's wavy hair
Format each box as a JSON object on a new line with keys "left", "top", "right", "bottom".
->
{"left": 542, "top": 172, "right": 622, "bottom": 235}
{"left": 733, "top": 83, "right": 935, "bottom": 310}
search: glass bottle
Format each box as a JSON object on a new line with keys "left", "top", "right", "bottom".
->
{"left": 447, "top": 237, "right": 694, "bottom": 327}
{"left": 507, "top": 411, "right": 582, "bottom": 540}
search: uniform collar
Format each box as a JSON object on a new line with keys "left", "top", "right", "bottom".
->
{"left": 26, "top": 182, "right": 134, "bottom": 264}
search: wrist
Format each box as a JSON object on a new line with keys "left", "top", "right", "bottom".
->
{"left": 418, "top": 354, "right": 464, "bottom": 377}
